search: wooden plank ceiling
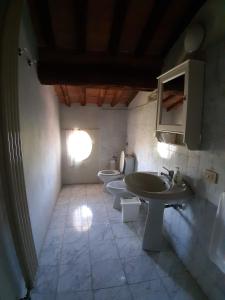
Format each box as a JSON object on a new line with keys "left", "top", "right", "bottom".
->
{"left": 55, "top": 86, "right": 138, "bottom": 107}
{"left": 28, "top": 0, "right": 205, "bottom": 107}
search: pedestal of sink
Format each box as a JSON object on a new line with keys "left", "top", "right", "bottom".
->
{"left": 142, "top": 199, "right": 164, "bottom": 251}
{"left": 124, "top": 172, "right": 192, "bottom": 252}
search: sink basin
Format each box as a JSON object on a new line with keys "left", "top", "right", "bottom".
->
{"left": 124, "top": 172, "right": 191, "bottom": 202}
{"left": 124, "top": 172, "right": 169, "bottom": 199}
{"left": 124, "top": 172, "right": 192, "bottom": 251}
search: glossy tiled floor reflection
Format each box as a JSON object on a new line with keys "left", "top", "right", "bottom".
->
{"left": 32, "top": 184, "right": 206, "bottom": 300}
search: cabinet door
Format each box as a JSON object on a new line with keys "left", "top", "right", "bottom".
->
{"left": 157, "top": 66, "right": 188, "bottom": 133}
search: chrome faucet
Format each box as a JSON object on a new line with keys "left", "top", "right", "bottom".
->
{"left": 160, "top": 166, "right": 174, "bottom": 182}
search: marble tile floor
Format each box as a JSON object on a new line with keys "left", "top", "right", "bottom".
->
{"left": 32, "top": 184, "right": 207, "bottom": 300}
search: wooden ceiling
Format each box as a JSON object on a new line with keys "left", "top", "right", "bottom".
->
{"left": 28, "top": 0, "right": 205, "bottom": 106}
{"left": 55, "top": 86, "right": 138, "bottom": 107}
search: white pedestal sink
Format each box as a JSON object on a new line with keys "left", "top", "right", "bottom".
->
{"left": 124, "top": 172, "right": 192, "bottom": 251}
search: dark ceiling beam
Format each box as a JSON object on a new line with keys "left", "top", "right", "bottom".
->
{"left": 135, "top": 0, "right": 170, "bottom": 57}
{"left": 111, "top": 90, "right": 123, "bottom": 107}
{"left": 162, "top": 0, "right": 206, "bottom": 57}
{"left": 37, "top": 62, "right": 159, "bottom": 90}
{"left": 28, "top": 0, "right": 55, "bottom": 47}
{"left": 60, "top": 85, "right": 71, "bottom": 107}
{"left": 126, "top": 91, "right": 138, "bottom": 106}
{"left": 80, "top": 88, "right": 86, "bottom": 106}
{"left": 108, "top": 0, "right": 130, "bottom": 55}
{"left": 97, "top": 89, "right": 107, "bottom": 107}
{"left": 38, "top": 48, "right": 162, "bottom": 68}
{"left": 74, "top": 0, "right": 88, "bottom": 52}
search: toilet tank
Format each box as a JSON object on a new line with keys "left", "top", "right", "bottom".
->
{"left": 124, "top": 155, "right": 135, "bottom": 175}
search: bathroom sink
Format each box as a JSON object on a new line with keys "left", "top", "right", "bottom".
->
{"left": 124, "top": 172, "right": 191, "bottom": 202}
{"left": 124, "top": 172, "right": 169, "bottom": 199}
{"left": 124, "top": 172, "right": 192, "bottom": 251}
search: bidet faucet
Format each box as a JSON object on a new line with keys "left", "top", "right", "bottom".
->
{"left": 160, "top": 166, "right": 174, "bottom": 182}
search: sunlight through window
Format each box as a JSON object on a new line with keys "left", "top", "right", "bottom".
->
{"left": 67, "top": 129, "right": 92, "bottom": 163}
{"left": 73, "top": 205, "right": 93, "bottom": 231}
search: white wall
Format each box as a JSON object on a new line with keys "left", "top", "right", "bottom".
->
{"left": 127, "top": 3, "right": 225, "bottom": 298}
{"left": 18, "top": 12, "right": 61, "bottom": 256}
{"left": 60, "top": 104, "right": 127, "bottom": 184}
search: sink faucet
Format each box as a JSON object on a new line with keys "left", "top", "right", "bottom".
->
{"left": 160, "top": 166, "right": 174, "bottom": 182}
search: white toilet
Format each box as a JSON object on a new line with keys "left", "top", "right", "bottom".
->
{"left": 106, "top": 180, "right": 134, "bottom": 210}
{"left": 97, "top": 151, "right": 135, "bottom": 189}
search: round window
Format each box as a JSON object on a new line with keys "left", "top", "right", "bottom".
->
{"left": 67, "top": 130, "right": 92, "bottom": 163}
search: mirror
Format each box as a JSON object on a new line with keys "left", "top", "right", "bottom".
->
{"left": 159, "top": 74, "right": 185, "bottom": 126}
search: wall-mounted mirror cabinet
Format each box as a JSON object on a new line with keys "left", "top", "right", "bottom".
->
{"left": 156, "top": 60, "right": 204, "bottom": 150}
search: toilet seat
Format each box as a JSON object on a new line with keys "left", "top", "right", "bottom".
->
{"left": 97, "top": 151, "right": 134, "bottom": 189}
{"left": 98, "top": 170, "right": 120, "bottom": 176}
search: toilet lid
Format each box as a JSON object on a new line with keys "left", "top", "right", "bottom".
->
{"left": 119, "top": 151, "right": 125, "bottom": 173}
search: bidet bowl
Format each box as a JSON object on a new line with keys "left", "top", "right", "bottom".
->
{"left": 106, "top": 180, "right": 133, "bottom": 210}
{"left": 106, "top": 180, "right": 127, "bottom": 195}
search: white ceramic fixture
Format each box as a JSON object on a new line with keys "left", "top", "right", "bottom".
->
{"left": 106, "top": 180, "right": 133, "bottom": 210}
{"left": 125, "top": 172, "right": 192, "bottom": 251}
{"left": 98, "top": 151, "right": 134, "bottom": 189}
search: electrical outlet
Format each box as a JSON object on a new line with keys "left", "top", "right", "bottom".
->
{"left": 204, "top": 169, "right": 218, "bottom": 184}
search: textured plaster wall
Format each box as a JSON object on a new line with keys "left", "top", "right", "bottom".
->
{"left": 60, "top": 104, "right": 127, "bottom": 184}
{"left": 19, "top": 13, "right": 61, "bottom": 256}
{"left": 127, "top": 39, "right": 225, "bottom": 299}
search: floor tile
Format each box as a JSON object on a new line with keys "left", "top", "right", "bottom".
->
{"left": 66, "top": 206, "right": 89, "bottom": 228}
{"left": 58, "top": 261, "right": 91, "bottom": 292}
{"left": 86, "top": 195, "right": 105, "bottom": 204}
{"left": 44, "top": 228, "right": 64, "bottom": 248}
{"left": 122, "top": 255, "right": 159, "bottom": 284}
{"left": 34, "top": 265, "right": 58, "bottom": 293}
{"left": 88, "top": 213, "right": 109, "bottom": 225}
{"left": 89, "top": 223, "right": 113, "bottom": 241}
{"left": 90, "top": 239, "right": 119, "bottom": 263}
{"left": 115, "top": 236, "right": 146, "bottom": 258}
{"left": 31, "top": 292, "right": 56, "bottom": 300}
{"left": 53, "top": 206, "right": 68, "bottom": 216}
{"left": 153, "top": 251, "right": 186, "bottom": 278}
{"left": 35, "top": 184, "right": 206, "bottom": 300}
{"left": 63, "top": 227, "right": 89, "bottom": 244}
{"left": 57, "top": 196, "right": 70, "bottom": 204}
{"left": 61, "top": 240, "right": 89, "bottom": 265}
{"left": 49, "top": 216, "right": 66, "bottom": 230}
{"left": 56, "top": 291, "right": 93, "bottom": 300}
{"left": 107, "top": 206, "right": 122, "bottom": 223}
{"left": 129, "top": 279, "right": 170, "bottom": 300}
{"left": 162, "top": 272, "right": 206, "bottom": 300}
{"left": 94, "top": 285, "right": 132, "bottom": 300}
{"left": 87, "top": 203, "right": 107, "bottom": 215}
{"left": 111, "top": 222, "right": 137, "bottom": 239}
{"left": 133, "top": 220, "right": 146, "bottom": 237}
{"left": 92, "top": 258, "right": 126, "bottom": 289}
{"left": 86, "top": 203, "right": 107, "bottom": 212}
{"left": 39, "top": 243, "right": 61, "bottom": 266}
